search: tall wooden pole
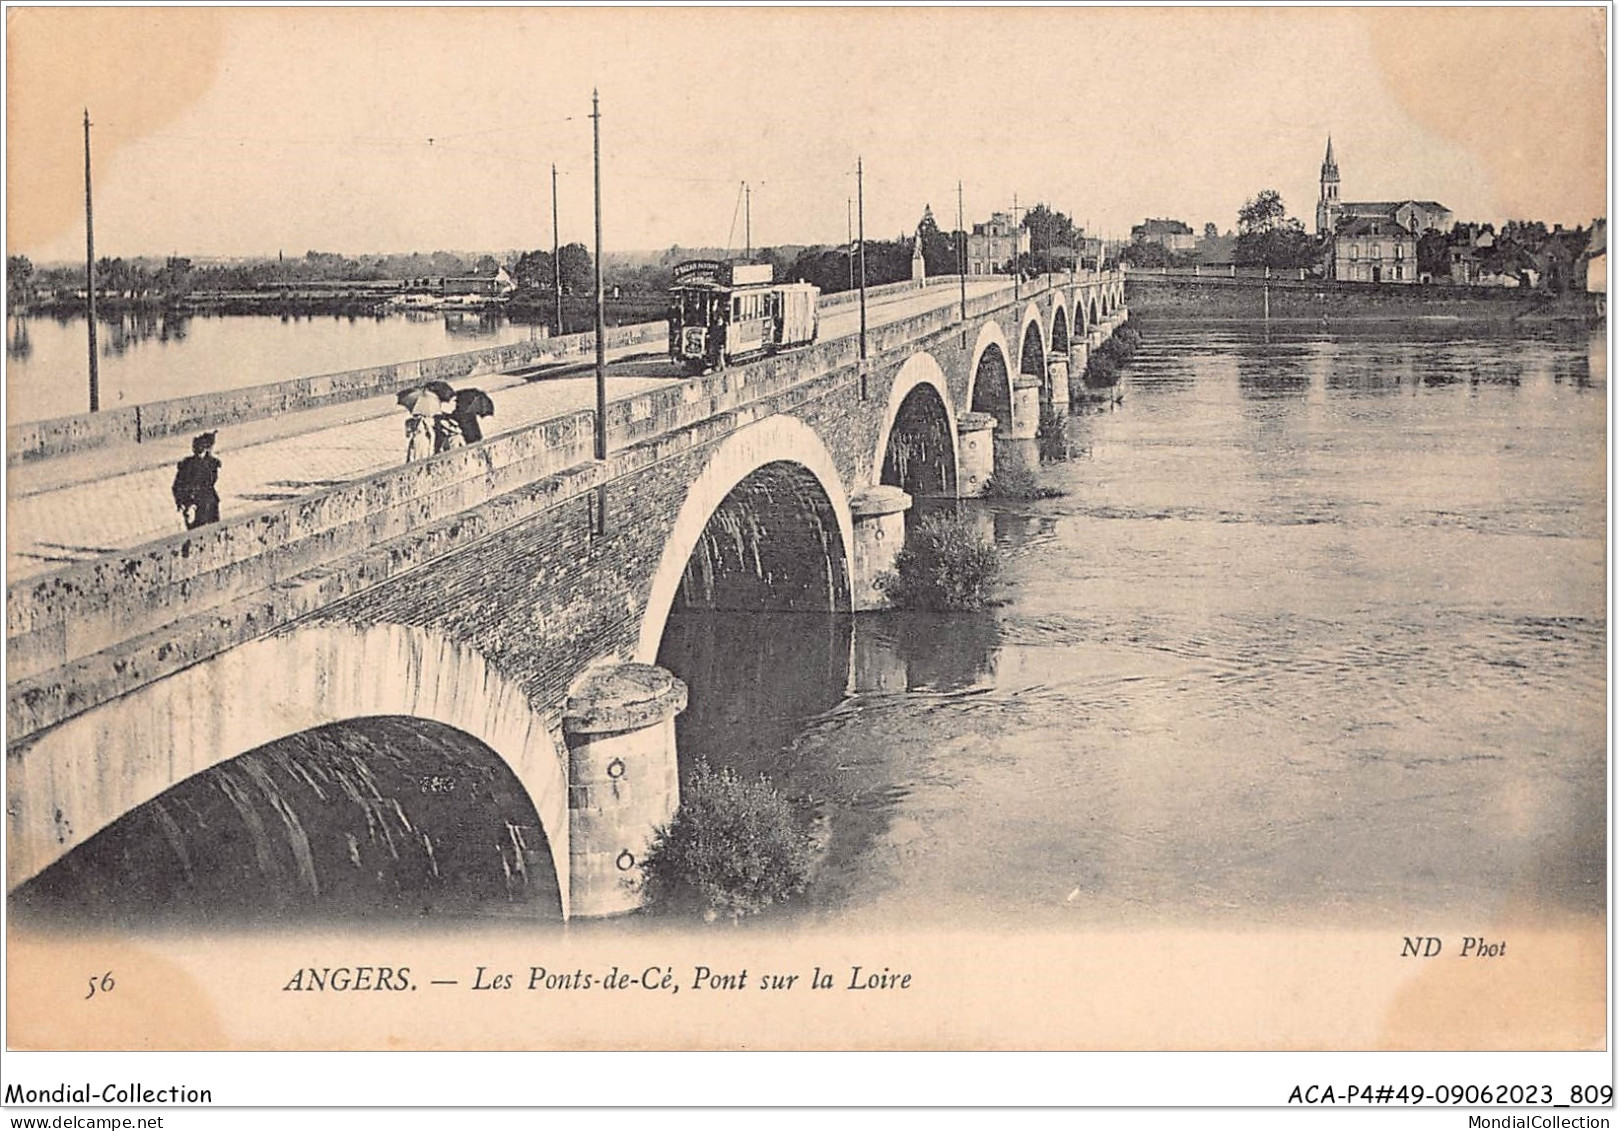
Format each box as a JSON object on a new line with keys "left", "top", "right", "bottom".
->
{"left": 83, "top": 109, "right": 99, "bottom": 412}
{"left": 552, "top": 162, "right": 564, "bottom": 336}
{"left": 592, "top": 90, "right": 608, "bottom": 534}
{"left": 1013, "top": 190, "right": 1020, "bottom": 302}
{"left": 957, "top": 180, "right": 967, "bottom": 323}
{"left": 846, "top": 198, "right": 854, "bottom": 292}
{"left": 857, "top": 157, "right": 867, "bottom": 362}
{"left": 744, "top": 182, "right": 751, "bottom": 259}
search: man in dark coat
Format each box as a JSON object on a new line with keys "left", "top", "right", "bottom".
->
{"left": 172, "top": 431, "right": 222, "bottom": 529}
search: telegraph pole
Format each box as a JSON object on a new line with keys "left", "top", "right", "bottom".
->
{"left": 591, "top": 89, "right": 608, "bottom": 534}
{"left": 744, "top": 182, "right": 751, "bottom": 259}
{"left": 552, "top": 162, "right": 564, "bottom": 336}
{"left": 846, "top": 198, "right": 854, "bottom": 292}
{"left": 957, "top": 180, "right": 968, "bottom": 324}
{"left": 1013, "top": 190, "right": 1020, "bottom": 301}
{"left": 83, "top": 109, "right": 99, "bottom": 412}
{"left": 857, "top": 157, "right": 867, "bottom": 365}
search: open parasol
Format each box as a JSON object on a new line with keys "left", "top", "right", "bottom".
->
{"left": 453, "top": 388, "right": 496, "bottom": 417}
{"left": 396, "top": 387, "right": 445, "bottom": 415}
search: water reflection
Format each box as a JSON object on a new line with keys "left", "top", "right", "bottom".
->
{"left": 657, "top": 610, "right": 853, "bottom": 774}
{"left": 7, "top": 315, "right": 31, "bottom": 361}
{"left": 1234, "top": 337, "right": 1314, "bottom": 398}
{"left": 850, "top": 611, "right": 1001, "bottom": 693}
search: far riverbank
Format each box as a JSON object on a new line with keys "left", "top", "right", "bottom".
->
{"left": 1125, "top": 275, "right": 1603, "bottom": 323}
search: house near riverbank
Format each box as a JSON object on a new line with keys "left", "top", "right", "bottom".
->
{"left": 1332, "top": 216, "right": 1417, "bottom": 284}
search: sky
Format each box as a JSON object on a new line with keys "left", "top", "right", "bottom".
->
{"left": 5, "top": 6, "right": 1609, "bottom": 264}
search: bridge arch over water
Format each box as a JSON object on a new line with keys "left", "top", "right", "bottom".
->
{"left": 1050, "top": 304, "right": 1070, "bottom": 357}
{"left": 1018, "top": 307, "right": 1048, "bottom": 381}
{"left": 6, "top": 622, "right": 570, "bottom": 907}
{"left": 875, "top": 351, "right": 959, "bottom": 501}
{"left": 967, "top": 321, "right": 1015, "bottom": 428}
{"left": 636, "top": 414, "right": 854, "bottom": 663}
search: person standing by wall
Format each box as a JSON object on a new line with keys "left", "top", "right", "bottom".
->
{"left": 171, "top": 431, "right": 222, "bottom": 529}
{"left": 405, "top": 409, "right": 434, "bottom": 462}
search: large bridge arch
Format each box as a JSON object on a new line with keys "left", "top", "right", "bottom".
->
{"left": 967, "top": 320, "right": 1014, "bottom": 427}
{"left": 1050, "top": 303, "right": 1071, "bottom": 357}
{"left": 636, "top": 414, "right": 855, "bottom": 663}
{"left": 874, "top": 351, "right": 960, "bottom": 500}
{"left": 1018, "top": 304, "right": 1048, "bottom": 379}
{"left": 6, "top": 622, "right": 571, "bottom": 909}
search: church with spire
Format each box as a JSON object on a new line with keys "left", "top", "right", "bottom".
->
{"left": 1314, "top": 136, "right": 1454, "bottom": 284}
{"left": 1314, "top": 136, "right": 1454, "bottom": 238}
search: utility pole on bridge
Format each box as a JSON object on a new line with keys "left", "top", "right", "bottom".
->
{"left": 83, "top": 109, "right": 99, "bottom": 413}
{"left": 552, "top": 162, "right": 564, "bottom": 337}
{"left": 592, "top": 89, "right": 608, "bottom": 535}
{"left": 857, "top": 157, "right": 867, "bottom": 398}
{"left": 957, "top": 180, "right": 968, "bottom": 328}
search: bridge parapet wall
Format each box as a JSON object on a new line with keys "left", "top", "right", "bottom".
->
{"left": 6, "top": 321, "right": 670, "bottom": 466}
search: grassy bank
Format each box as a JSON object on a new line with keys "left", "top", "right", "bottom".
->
{"left": 1124, "top": 276, "right": 1602, "bottom": 323}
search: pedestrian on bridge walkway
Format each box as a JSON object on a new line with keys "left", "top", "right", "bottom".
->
{"left": 171, "top": 432, "right": 222, "bottom": 530}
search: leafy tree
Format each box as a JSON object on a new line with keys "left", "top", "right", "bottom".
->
{"left": 557, "top": 242, "right": 592, "bottom": 293}
{"left": 1119, "top": 241, "right": 1174, "bottom": 268}
{"left": 8, "top": 255, "right": 34, "bottom": 307}
{"left": 1204, "top": 222, "right": 1219, "bottom": 241}
{"left": 513, "top": 249, "right": 556, "bottom": 290}
{"left": 1237, "top": 189, "right": 1288, "bottom": 236}
{"left": 1417, "top": 231, "right": 1450, "bottom": 280}
{"left": 916, "top": 205, "right": 957, "bottom": 276}
{"left": 1234, "top": 189, "right": 1319, "bottom": 269}
{"left": 1022, "top": 203, "right": 1078, "bottom": 256}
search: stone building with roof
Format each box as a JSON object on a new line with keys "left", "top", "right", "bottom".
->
{"left": 1315, "top": 137, "right": 1454, "bottom": 238}
{"left": 1316, "top": 137, "right": 1453, "bottom": 283}
{"left": 1331, "top": 216, "right": 1418, "bottom": 284}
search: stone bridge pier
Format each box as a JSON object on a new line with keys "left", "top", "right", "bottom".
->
{"left": 7, "top": 272, "right": 1126, "bottom": 920}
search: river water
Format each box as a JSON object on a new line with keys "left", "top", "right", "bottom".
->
{"left": 13, "top": 320, "right": 1607, "bottom": 933}
{"left": 5, "top": 310, "right": 547, "bottom": 423}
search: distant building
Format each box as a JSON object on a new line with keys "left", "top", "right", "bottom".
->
{"left": 1582, "top": 219, "right": 1606, "bottom": 294}
{"left": 1332, "top": 216, "right": 1417, "bottom": 284}
{"left": 1315, "top": 137, "right": 1453, "bottom": 240}
{"left": 967, "top": 212, "right": 1029, "bottom": 275}
{"left": 1131, "top": 218, "right": 1196, "bottom": 252}
{"left": 440, "top": 266, "right": 516, "bottom": 299}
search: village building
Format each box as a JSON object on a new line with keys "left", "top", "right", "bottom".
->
{"left": 1131, "top": 218, "right": 1196, "bottom": 252}
{"left": 1332, "top": 216, "right": 1417, "bottom": 284}
{"left": 966, "top": 212, "right": 1029, "bottom": 275}
{"left": 1581, "top": 219, "right": 1606, "bottom": 295}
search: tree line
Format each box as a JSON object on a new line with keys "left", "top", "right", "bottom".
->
{"left": 7, "top": 199, "right": 1100, "bottom": 313}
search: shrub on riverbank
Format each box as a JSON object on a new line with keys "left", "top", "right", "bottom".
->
{"left": 880, "top": 513, "right": 1002, "bottom": 610}
{"left": 985, "top": 463, "right": 1063, "bottom": 500}
{"left": 640, "top": 761, "right": 811, "bottom": 920}
{"left": 1082, "top": 318, "right": 1143, "bottom": 389}
{"left": 1037, "top": 403, "right": 1070, "bottom": 462}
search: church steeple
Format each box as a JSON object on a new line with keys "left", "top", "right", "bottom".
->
{"left": 1317, "top": 135, "right": 1341, "bottom": 235}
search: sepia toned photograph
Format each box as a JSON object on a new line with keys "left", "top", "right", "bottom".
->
{"left": 2, "top": 3, "right": 1608, "bottom": 1091}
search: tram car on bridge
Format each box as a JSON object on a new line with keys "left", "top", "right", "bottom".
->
{"left": 668, "top": 259, "right": 820, "bottom": 373}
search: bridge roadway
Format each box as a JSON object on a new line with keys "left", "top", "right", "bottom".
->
{"left": 6, "top": 277, "right": 1012, "bottom": 581}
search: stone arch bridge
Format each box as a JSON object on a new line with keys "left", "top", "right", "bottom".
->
{"left": 7, "top": 272, "right": 1126, "bottom": 918}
